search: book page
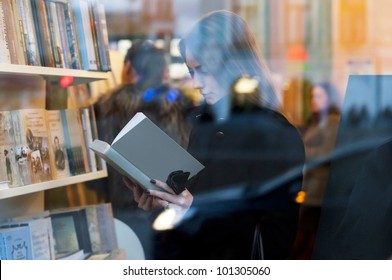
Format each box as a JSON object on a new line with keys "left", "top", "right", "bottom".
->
{"left": 112, "top": 112, "right": 145, "bottom": 144}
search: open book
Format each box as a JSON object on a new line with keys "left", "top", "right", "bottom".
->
{"left": 89, "top": 112, "right": 204, "bottom": 192}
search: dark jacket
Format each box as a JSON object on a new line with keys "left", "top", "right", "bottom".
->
{"left": 90, "top": 84, "right": 190, "bottom": 212}
{"left": 154, "top": 101, "right": 305, "bottom": 259}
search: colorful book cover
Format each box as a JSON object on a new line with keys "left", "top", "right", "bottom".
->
{"left": 46, "top": 109, "right": 71, "bottom": 179}
{"left": 11, "top": 109, "right": 52, "bottom": 185}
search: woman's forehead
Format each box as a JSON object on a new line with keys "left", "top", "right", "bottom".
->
{"left": 185, "top": 48, "right": 199, "bottom": 68}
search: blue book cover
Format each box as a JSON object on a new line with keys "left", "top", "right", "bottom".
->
{"left": 0, "top": 225, "right": 33, "bottom": 260}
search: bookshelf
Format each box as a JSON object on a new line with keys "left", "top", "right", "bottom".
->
{"left": 0, "top": 64, "right": 109, "bottom": 85}
{"left": 0, "top": 171, "right": 107, "bottom": 200}
{"left": 0, "top": 65, "right": 109, "bottom": 220}
{"left": 0, "top": 0, "right": 110, "bottom": 220}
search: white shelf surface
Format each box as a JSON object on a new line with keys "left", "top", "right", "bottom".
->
{"left": 0, "top": 170, "right": 108, "bottom": 200}
{"left": 0, "top": 63, "right": 110, "bottom": 84}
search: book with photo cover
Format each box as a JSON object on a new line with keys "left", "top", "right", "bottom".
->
{"left": 11, "top": 109, "right": 53, "bottom": 185}
{"left": 89, "top": 112, "right": 204, "bottom": 192}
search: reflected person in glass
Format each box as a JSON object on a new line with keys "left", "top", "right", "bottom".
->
{"left": 124, "top": 10, "right": 305, "bottom": 259}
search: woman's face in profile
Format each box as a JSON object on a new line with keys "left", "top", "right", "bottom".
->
{"left": 311, "top": 86, "right": 329, "bottom": 113}
{"left": 185, "top": 47, "right": 225, "bottom": 105}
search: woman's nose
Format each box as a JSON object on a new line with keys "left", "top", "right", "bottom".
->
{"left": 193, "top": 72, "right": 204, "bottom": 89}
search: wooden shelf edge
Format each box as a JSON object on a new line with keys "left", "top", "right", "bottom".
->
{"left": 0, "top": 170, "right": 108, "bottom": 200}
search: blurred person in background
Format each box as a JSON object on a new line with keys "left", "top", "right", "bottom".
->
{"left": 125, "top": 10, "right": 305, "bottom": 260}
{"left": 291, "top": 81, "right": 341, "bottom": 259}
{"left": 90, "top": 39, "right": 191, "bottom": 258}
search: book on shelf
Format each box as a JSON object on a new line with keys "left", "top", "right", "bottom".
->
{"left": 15, "top": 0, "right": 41, "bottom": 66}
{"left": 61, "top": 108, "right": 90, "bottom": 176}
{"left": 80, "top": 107, "right": 97, "bottom": 172}
{"left": 86, "top": 0, "right": 101, "bottom": 71}
{"left": 45, "top": 0, "right": 65, "bottom": 68}
{"left": 85, "top": 203, "right": 117, "bottom": 253}
{"left": 45, "top": 109, "right": 72, "bottom": 179}
{"left": 72, "top": 0, "right": 98, "bottom": 70}
{"left": 5, "top": 210, "right": 56, "bottom": 260}
{"left": 31, "top": 0, "right": 55, "bottom": 67}
{"left": 10, "top": 0, "right": 28, "bottom": 65}
{"left": 50, "top": 206, "right": 92, "bottom": 259}
{"left": 89, "top": 112, "right": 205, "bottom": 192}
{"left": 0, "top": 1, "right": 11, "bottom": 64}
{"left": 1, "top": 0, "right": 22, "bottom": 64}
{"left": 0, "top": 110, "right": 21, "bottom": 187}
{"left": 53, "top": 1, "right": 72, "bottom": 69}
{"left": 63, "top": 0, "right": 82, "bottom": 69}
{"left": 11, "top": 108, "right": 53, "bottom": 185}
{"left": 0, "top": 224, "right": 34, "bottom": 260}
{"left": 89, "top": 0, "right": 111, "bottom": 71}
{"left": 87, "top": 103, "right": 106, "bottom": 171}
{"left": 94, "top": 203, "right": 117, "bottom": 253}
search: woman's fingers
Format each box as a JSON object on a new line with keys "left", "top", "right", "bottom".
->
{"left": 151, "top": 179, "right": 176, "bottom": 195}
{"left": 149, "top": 188, "right": 193, "bottom": 209}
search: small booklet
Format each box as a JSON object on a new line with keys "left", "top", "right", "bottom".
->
{"left": 89, "top": 112, "right": 204, "bottom": 192}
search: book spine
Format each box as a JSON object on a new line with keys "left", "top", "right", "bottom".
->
{"left": 74, "top": 209, "right": 92, "bottom": 254}
{"left": 55, "top": 3, "right": 71, "bottom": 69}
{"left": 44, "top": 216, "right": 56, "bottom": 259}
{"left": 31, "top": 0, "right": 55, "bottom": 67}
{"left": 72, "top": 0, "right": 98, "bottom": 70}
{"left": 60, "top": 109, "right": 76, "bottom": 175}
{"left": 63, "top": 0, "right": 81, "bottom": 69}
{"left": 17, "top": 0, "right": 41, "bottom": 66}
{"left": 2, "top": 0, "right": 21, "bottom": 64}
{"left": 87, "top": 105, "right": 104, "bottom": 170}
{"left": 85, "top": 206, "right": 102, "bottom": 253}
{"left": 91, "top": 1, "right": 111, "bottom": 71}
{"left": 0, "top": 2, "right": 11, "bottom": 63}
{"left": 64, "top": 109, "right": 88, "bottom": 175}
{"left": 75, "top": 108, "right": 91, "bottom": 173}
{"left": 10, "top": 0, "right": 28, "bottom": 65}
{"left": 96, "top": 203, "right": 118, "bottom": 252}
{"left": 80, "top": 107, "right": 97, "bottom": 172}
{"left": 87, "top": 0, "right": 101, "bottom": 71}
{"left": 44, "top": 0, "right": 62, "bottom": 68}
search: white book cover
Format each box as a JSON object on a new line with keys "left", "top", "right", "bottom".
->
{"left": 89, "top": 112, "right": 204, "bottom": 192}
{"left": 8, "top": 211, "right": 56, "bottom": 260}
